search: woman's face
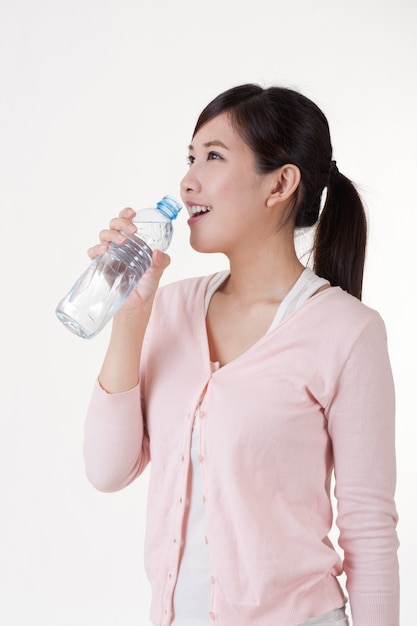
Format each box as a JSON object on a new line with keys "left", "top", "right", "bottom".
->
{"left": 180, "top": 112, "right": 278, "bottom": 256}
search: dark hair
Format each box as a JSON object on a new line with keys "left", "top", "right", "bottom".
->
{"left": 193, "top": 84, "right": 367, "bottom": 300}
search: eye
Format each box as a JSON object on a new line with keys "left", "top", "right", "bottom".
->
{"left": 208, "top": 151, "right": 222, "bottom": 161}
{"left": 186, "top": 155, "right": 195, "bottom": 166}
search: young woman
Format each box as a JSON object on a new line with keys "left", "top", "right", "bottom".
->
{"left": 84, "top": 84, "right": 399, "bottom": 626}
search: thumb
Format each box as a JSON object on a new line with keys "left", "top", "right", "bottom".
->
{"left": 149, "top": 249, "right": 171, "bottom": 277}
{"left": 132, "top": 249, "right": 171, "bottom": 302}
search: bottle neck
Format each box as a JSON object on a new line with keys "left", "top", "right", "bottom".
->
{"left": 156, "top": 195, "right": 182, "bottom": 220}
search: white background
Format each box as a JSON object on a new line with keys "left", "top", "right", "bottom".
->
{"left": 1, "top": 0, "right": 416, "bottom": 624}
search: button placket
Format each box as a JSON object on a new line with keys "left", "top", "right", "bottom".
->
{"left": 198, "top": 391, "right": 219, "bottom": 623}
{"left": 163, "top": 416, "right": 194, "bottom": 620}
{"left": 166, "top": 383, "right": 214, "bottom": 624}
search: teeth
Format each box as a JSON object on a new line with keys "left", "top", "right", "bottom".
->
{"left": 190, "top": 205, "right": 212, "bottom": 215}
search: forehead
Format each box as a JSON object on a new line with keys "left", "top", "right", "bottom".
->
{"left": 190, "top": 112, "right": 241, "bottom": 148}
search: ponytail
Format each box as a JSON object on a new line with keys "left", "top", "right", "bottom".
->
{"left": 313, "top": 171, "right": 367, "bottom": 300}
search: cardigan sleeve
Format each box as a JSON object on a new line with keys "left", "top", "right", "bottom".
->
{"left": 326, "top": 312, "right": 399, "bottom": 626}
{"left": 83, "top": 380, "right": 150, "bottom": 492}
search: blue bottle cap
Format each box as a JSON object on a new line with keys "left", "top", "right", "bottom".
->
{"left": 156, "top": 195, "right": 182, "bottom": 220}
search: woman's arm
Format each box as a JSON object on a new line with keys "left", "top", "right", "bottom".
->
{"left": 328, "top": 313, "right": 399, "bottom": 625}
{"left": 87, "top": 207, "right": 170, "bottom": 393}
{"left": 83, "top": 208, "right": 170, "bottom": 490}
{"left": 84, "top": 381, "right": 149, "bottom": 492}
{"left": 98, "top": 248, "right": 169, "bottom": 393}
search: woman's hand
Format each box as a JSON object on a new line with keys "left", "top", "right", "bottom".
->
{"left": 88, "top": 207, "right": 171, "bottom": 312}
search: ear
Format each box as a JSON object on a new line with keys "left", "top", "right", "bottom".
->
{"left": 266, "top": 164, "right": 301, "bottom": 207}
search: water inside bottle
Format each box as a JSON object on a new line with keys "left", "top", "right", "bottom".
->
{"left": 56, "top": 217, "right": 175, "bottom": 339}
{"left": 132, "top": 221, "right": 173, "bottom": 252}
{"left": 56, "top": 250, "right": 145, "bottom": 339}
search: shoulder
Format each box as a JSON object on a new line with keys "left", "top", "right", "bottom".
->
{"left": 297, "top": 289, "right": 392, "bottom": 411}
{"left": 302, "top": 286, "right": 388, "bottom": 344}
{"left": 312, "top": 286, "right": 384, "bottom": 321}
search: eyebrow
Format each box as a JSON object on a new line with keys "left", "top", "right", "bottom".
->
{"left": 188, "top": 140, "right": 229, "bottom": 151}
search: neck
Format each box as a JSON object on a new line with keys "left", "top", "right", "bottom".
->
{"left": 222, "top": 236, "right": 305, "bottom": 305}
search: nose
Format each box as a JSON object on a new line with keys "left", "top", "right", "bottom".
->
{"left": 180, "top": 166, "right": 201, "bottom": 195}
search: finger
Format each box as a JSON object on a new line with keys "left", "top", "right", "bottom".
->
{"left": 87, "top": 243, "right": 108, "bottom": 260}
{"left": 147, "top": 251, "right": 171, "bottom": 281}
{"left": 98, "top": 228, "right": 128, "bottom": 245}
{"left": 152, "top": 249, "right": 171, "bottom": 271}
{"left": 133, "top": 250, "right": 171, "bottom": 300}
{"left": 108, "top": 217, "right": 138, "bottom": 235}
{"left": 118, "top": 207, "right": 136, "bottom": 219}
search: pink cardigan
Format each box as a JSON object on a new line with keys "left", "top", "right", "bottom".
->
{"left": 84, "top": 275, "right": 399, "bottom": 626}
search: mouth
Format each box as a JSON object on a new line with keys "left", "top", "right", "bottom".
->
{"left": 188, "top": 204, "right": 212, "bottom": 216}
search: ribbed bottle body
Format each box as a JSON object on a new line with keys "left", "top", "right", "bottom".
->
{"left": 55, "top": 195, "right": 181, "bottom": 338}
{"left": 56, "top": 235, "right": 155, "bottom": 339}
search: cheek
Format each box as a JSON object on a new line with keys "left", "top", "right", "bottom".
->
{"left": 213, "top": 179, "right": 250, "bottom": 208}
{"left": 206, "top": 173, "right": 230, "bottom": 197}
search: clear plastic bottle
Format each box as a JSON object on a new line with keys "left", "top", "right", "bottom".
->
{"left": 56, "top": 195, "right": 182, "bottom": 339}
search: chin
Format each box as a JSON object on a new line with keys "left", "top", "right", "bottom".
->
{"left": 189, "top": 235, "right": 223, "bottom": 255}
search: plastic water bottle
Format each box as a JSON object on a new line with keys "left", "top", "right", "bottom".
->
{"left": 56, "top": 195, "right": 182, "bottom": 339}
